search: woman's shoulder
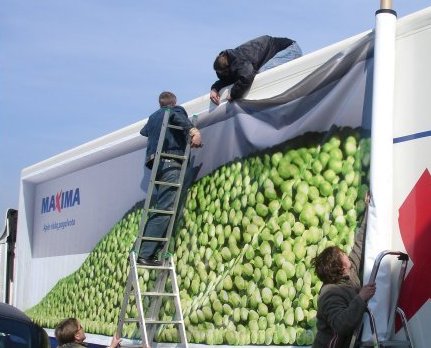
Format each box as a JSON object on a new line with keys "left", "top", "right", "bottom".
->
{"left": 320, "top": 283, "right": 341, "bottom": 295}
{"left": 320, "top": 282, "right": 354, "bottom": 296}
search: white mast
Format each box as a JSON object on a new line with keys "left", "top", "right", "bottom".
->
{"left": 365, "top": 0, "right": 397, "bottom": 339}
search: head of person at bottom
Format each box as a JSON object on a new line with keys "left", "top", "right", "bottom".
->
{"left": 312, "top": 246, "right": 351, "bottom": 284}
{"left": 159, "top": 91, "right": 177, "bottom": 108}
{"left": 54, "top": 317, "right": 86, "bottom": 346}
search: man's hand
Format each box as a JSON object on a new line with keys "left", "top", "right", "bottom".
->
{"left": 109, "top": 334, "right": 121, "bottom": 348}
{"left": 359, "top": 283, "right": 376, "bottom": 302}
{"left": 210, "top": 89, "right": 220, "bottom": 105}
{"left": 189, "top": 128, "right": 202, "bottom": 148}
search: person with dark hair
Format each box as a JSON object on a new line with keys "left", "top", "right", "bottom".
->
{"left": 54, "top": 318, "right": 120, "bottom": 348}
{"left": 210, "top": 35, "right": 302, "bottom": 105}
{"left": 312, "top": 194, "right": 376, "bottom": 348}
{"left": 137, "top": 91, "right": 202, "bottom": 266}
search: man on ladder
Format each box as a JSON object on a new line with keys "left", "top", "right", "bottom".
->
{"left": 137, "top": 91, "right": 202, "bottom": 266}
{"left": 117, "top": 91, "right": 201, "bottom": 348}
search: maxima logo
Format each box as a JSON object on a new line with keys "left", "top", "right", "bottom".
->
{"left": 41, "top": 188, "right": 81, "bottom": 214}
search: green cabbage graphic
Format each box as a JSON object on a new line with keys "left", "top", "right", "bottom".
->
{"left": 27, "top": 127, "right": 370, "bottom": 345}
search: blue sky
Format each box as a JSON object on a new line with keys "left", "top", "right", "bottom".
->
{"left": 1, "top": 0, "right": 430, "bottom": 218}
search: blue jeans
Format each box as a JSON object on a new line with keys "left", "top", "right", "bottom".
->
{"left": 138, "top": 160, "right": 181, "bottom": 259}
{"left": 259, "top": 41, "right": 303, "bottom": 72}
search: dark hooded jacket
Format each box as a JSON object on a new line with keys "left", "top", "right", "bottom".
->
{"left": 211, "top": 35, "right": 294, "bottom": 100}
{"left": 140, "top": 106, "right": 194, "bottom": 169}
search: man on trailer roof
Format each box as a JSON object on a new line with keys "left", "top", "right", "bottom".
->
{"left": 210, "top": 35, "right": 302, "bottom": 105}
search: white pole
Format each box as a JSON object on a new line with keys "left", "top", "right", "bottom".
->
{"left": 364, "top": 0, "right": 397, "bottom": 340}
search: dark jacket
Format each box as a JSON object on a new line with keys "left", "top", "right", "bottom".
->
{"left": 312, "top": 214, "right": 368, "bottom": 348}
{"left": 141, "top": 106, "right": 193, "bottom": 169}
{"left": 211, "top": 35, "right": 294, "bottom": 100}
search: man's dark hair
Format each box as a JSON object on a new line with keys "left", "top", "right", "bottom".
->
{"left": 213, "top": 52, "right": 229, "bottom": 77}
{"left": 55, "top": 317, "right": 79, "bottom": 346}
{"left": 159, "top": 91, "right": 176, "bottom": 107}
{"left": 312, "top": 246, "right": 345, "bottom": 284}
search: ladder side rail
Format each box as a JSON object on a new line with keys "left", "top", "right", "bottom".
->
{"left": 148, "top": 138, "right": 190, "bottom": 342}
{"left": 384, "top": 253, "right": 409, "bottom": 340}
{"left": 358, "top": 248, "right": 389, "bottom": 346}
{"left": 147, "top": 270, "right": 170, "bottom": 342}
{"left": 148, "top": 259, "right": 188, "bottom": 346}
{"left": 350, "top": 313, "right": 377, "bottom": 348}
{"left": 146, "top": 138, "right": 191, "bottom": 345}
{"left": 118, "top": 109, "right": 193, "bottom": 347}
{"left": 395, "top": 307, "right": 414, "bottom": 348}
{"left": 130, "top": 253, "right": 151, "bottom": 347}
{"left": 158, "top": 112, "right": 196, "bottom": 256}
{"left": 134, "top": 109, "right": 171, "bottom": 254}
{"left": 159, "top": 141, "right": 191, "bottom": 256}
{"left": 145, "top": 119, "right": 191, "bottom": 336}
{"left": 169, "top": 256, "right": 188, "bottom": 346}
{"left": 350, "top": 308, "right": 380, "bottom": 348}
{"left": 349, "top": 323, "right": 363, "bottom": 348}
{"left": 366, "top": 308, "right": 380, "bottom": 347}
{"left": 117, "top": 263, "right": 134, "bottom": 338}
{"left": 145, "top": 136, "right": 190, "bottom": 343}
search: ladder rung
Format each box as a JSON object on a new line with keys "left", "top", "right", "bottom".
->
{"left": 167, "top": 124, "right": 185, "bottom": 130}
{"left": 120, "top": 345, "right": 146, "bottom": 348}
{"left": 154, "top": 180, "right": 181, "bottom": 188}
{"left": 142, "top": 291, "right": 177, "bottom": 297}
{"left": 123, "top": 317, "right": 182, "bottom": 324}
{"left": 160, "top": 153, "right": 187, "bottom": 161}
{"left": 140, "top": 236, "right": 169, "bottom": 242}
{"left": 360, "top": 341, "right": 412, "bottom": 347}
{"left": 137, "top": 264, "right": 173, "bottom": 270}
{"left": 123, "top": 318, "right": 139, "bottom": 323}
{"left": 148, "top": 208, "right": 175, "bottom": 215}
{"left": 146, "top": 319, "right": 183, "bottom": 325}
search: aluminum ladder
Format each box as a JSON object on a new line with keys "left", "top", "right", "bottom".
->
{"left": 350, "top": 250, "right": 414, "bottom": 348}
{"left": 117, "top": 109, "right": 192, "bottom": 348}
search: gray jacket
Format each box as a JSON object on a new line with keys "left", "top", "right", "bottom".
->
{"left": 312, "top": 214, "right": 367, "bottom": 348}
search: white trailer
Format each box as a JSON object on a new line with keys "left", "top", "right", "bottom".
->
{"left": 14, "top": 6, "right": 431, "bottom": 348}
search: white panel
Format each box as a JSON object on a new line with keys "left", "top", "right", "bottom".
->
{"left": 391, "top": 6, "right": 431, "bottom": 348}
{"left": 15, "top": 148, "right": 146, "bottom": 309}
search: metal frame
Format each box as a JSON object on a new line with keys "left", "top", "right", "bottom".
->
{"left": 350, "top": 250, "right": 414, "bottom": 348}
